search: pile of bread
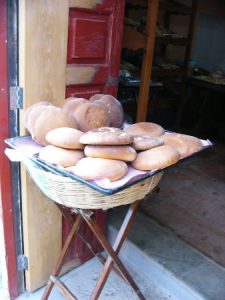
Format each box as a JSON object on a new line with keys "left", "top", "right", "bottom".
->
{"left": 24, "top": 94, "right": 204, "bottom": 182}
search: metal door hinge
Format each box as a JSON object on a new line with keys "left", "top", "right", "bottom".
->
{"left": 17, "top": 254, "right": 28, "bottom": 270}
{"left": 10, "top": 86, "right": 23, "bottom": 110}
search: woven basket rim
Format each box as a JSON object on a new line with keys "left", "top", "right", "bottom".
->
{"left": 23, "top": 157, "right": 163, "bottom": 209}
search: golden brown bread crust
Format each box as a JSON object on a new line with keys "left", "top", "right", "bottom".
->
{"left": 79, "top": 127, "right": 133, "bottom": 145}
{"left": 84, "top": 145, "right": 137, "bottom": 161}
{"left": 131, "top": 145, "right": 180, "bottom": 171}
{"left": 26, "top": 104, "right": 53, "bottom": 137}
{"left": 33, "top": 106, "right": 78, "bottom": 146}
{"left": 93, "top": 95, "right": 124, "bottom": 128}
{"left": 39, "top": 145, "right": 84, "bottom": 167}
{"left": 24, "top": 101, "right": 52, "bottom": 131}
{"left": 71, "top": 157, "right": 128, "bottom": 181}
{"left": 132, "top": 135, "right": 164, "bottom": 151}
{"left": 73, "top": 102, "right": 109, "bottom": 132}
{"left": 61, "top": 98, "right": 89, "bottom": 114}
{"left": 46, "top": 127, "right": 84, "bottom": 149}
{"left": 64, "top": 96, "right": 79, "bottom": 101}
{"left": 124, "top": 122, "right": 165, "bottom": 137}
{"left": 89, "top": 94, "right": 105, "bottom": 102}
{"left": 161, "top": 133, "right": 203, "bottom": 158}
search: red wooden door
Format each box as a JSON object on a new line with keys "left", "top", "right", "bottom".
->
{"left": 0, "top": 0, "right": 18, "bottom": 297}
{"left": 64, "top": 0, "right": 126, "bottom": 265}
{"left": 66, "top": 0, "right": 125, "bottom": 99}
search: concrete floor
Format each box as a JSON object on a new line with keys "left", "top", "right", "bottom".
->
{"left": 14, "top": 202, "right": 225, "bottom": 300}
{"left": 141, "top": 141, "right": 225, "bottom": 268}
{"left": 15, "top": 257, "right": 178, "bottom": 300}
{"left": 108, "top": 208, "right": 225, "bottom": 300}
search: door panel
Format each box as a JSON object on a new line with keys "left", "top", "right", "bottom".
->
{"left": 19, "top": 0, "right": 69, "bottom": 292}
{"left": 68, "top": 11, "right": 109, "bottom": 63}
{"left": 66, "top": 84, "right": 104, "bottom": 99}
{"left": 66, "top": 65, "right": 108, "bottom": 85}
{"left": 66, "top": 0, "right": 126, "bottom": 98}
{"left": 69, "top": 0, "right": 114, "bottom": 11}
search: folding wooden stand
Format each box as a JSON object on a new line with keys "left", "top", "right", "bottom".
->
{"left": 41, "top": 200, "right": 146, "bottom": 300}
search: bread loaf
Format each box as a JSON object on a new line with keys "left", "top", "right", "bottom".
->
{"left": 61, "top": 98, "right": 88, "bottom": 115}
{"left": 33, "top": 106, "right": 77, "bottom": 145}
{"left": 162, "top": 133, "right": 203, "bottom": 158}
{"left": 46, "top": 127, "right": 84, "bottom": 149}
{"left": 84, "top": 145, "right": 137, "bottom": 161}
{"left": 124, "top": 122, "right": 164, "bottom": 137}
{"left": 24, "top": 101, "right": 52, "bottom": 131}
{"left": 132, "top": 135, "right": 164, "bottom": 151}
{"left": 131, "top": 145, "right": 180, "bottom": 171}
{"left": 93, "top": 95, "right": 124, "bottom": 128}
{"left": 26, "top": 104, "right": 53, "bottom": 137}
{"left": 73, "top": 102, "right": 109, "bottom": 132}
{"left": 39, "top": 145, "right": 84, "bottom": 167}
{"left": 71, "top": 157, "right": 128, "bottom": 181}
{"left": 80, "top": 127, "right": 133, "bottom": 145}
{"left": 89, "top": 94, "right": 104, "bottom": 102}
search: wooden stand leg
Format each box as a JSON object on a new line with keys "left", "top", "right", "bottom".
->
{"left": 41, "top": 214, "right": 82, "bottom": 300}
{"left": 57, "top": 204, "right": 124, "bottom": 280}
{"left": 82, "top": 201, "right": 146, "bottom": 300}
{"left": 41, "top": 201, "right": 146, "bottom": 300}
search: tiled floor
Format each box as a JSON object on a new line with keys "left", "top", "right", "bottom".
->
{"left": 141, "top": 140, "right": 225, "bottom": 268}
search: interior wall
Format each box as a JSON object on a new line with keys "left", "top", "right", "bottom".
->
{"left": 192, "top": 14, "right": 225, "bottom": 72}
{"left": 174, "top": 0, "right": 225, "bottom": 17}
{"left": 167, "top": 0, "right": 225, "bottom": 70}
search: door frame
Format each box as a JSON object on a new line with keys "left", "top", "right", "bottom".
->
{"left": 0, "top": 0, "right": 20, "bottom": 298}
{"left": 7, "top": 0, "right": 25, "bottom": 295}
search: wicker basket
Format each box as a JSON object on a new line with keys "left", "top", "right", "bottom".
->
{"left": 23, "top": 158, "right": 163, "bottom": 210}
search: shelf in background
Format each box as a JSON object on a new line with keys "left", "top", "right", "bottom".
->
{"left": 152, "top": 66, "right": 187, "bottom": 77}
{"left": 159, "top": 0, "right": 193, "bottom": 15}
{"left": 122, "top": 25, "right": 146, "bottom": 50}
{"left": 156, "top": 36, "right": 188, "bottom": 45}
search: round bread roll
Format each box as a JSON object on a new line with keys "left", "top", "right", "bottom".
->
{"left": 161, "top": 133, "right": 203, "bottom": 158}
{"left": 46, "top": 127, "right": 84, "bottom": 149}
{"left": 39, "top": 145, "right": 84, "bottom": 167}
{"left": 132, "top": 135, "right": 164, "bottom": 151}
{"left": 131, "top": 145, "right": 180, "bottom": 171}
{"left": 80, "top": 127, "right": 133, "bottom": 145}
{"left": 89, "top": 94, "right": 104, "bottom": 102}
{"left": 26, "top": 104, "right": 53, "bottom": 136}
{"left": 73, "top": 102, "right": 109, "bottom": 132}
{"left": 33, "top": 106, "right": 78, "bottom": 146}
{"left": 24, "top": 101, "right": 52, "bottom": 131}
{"left": 61, "top": 98, "right": 88, "bottom": 114}
{"left": 71, "top": 157, "right": 128, "bottom": 181}
{"left": 93, "top": 95, "right": 124, "bottom": 128}
{"left": 85, "top": 145, "right": 137, "bottom": 161}
{"left": 65, "top": 96, "right": 80, "bottom": 101}
{"left": 124, "top": 122, "right": 164, "bottom": 137}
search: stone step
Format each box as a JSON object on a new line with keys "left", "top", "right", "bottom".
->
{"left": 108, "top": 207, "right": 225, "bottom": 300}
